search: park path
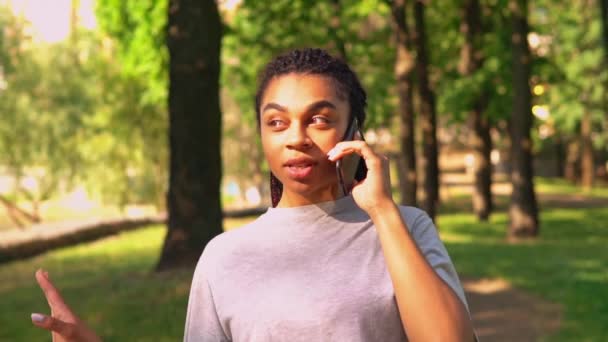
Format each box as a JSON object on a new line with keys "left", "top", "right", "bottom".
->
{"left": 463, "top": 278, "right": 562, "bottom": 341}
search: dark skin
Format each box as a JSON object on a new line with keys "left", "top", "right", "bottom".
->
{"left": 260, "top": 74, "right": 349, "bottom": 206}
{"left": 32, "top": 73, "right": 474, "bottom": 341}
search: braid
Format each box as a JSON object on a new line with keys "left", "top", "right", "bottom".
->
{"left": 270, "top": 173, "right": 283, "bottom": 208}
{"left": 256, "top": 48, "right": 368, "bottom": 207}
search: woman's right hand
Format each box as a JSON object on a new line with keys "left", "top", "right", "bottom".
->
{"left": 31, "top": 269, "right": 102, "bottom": 342}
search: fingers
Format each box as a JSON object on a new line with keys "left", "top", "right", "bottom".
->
{"left": 327, "top": 140, "right": 387, "bottom": 168}
{"left": 35, "top": 269, "right": 73, "bottom": 315}
{"left": 31, "top": 313, "right": 77, "bottom": 338}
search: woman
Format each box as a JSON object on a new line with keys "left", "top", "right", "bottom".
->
{"left": 32, "top": 48, "right": 475, "bottom": 341}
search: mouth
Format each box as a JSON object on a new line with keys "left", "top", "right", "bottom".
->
{"left": 284, "top": 157, "right": 317, "bottom": 180}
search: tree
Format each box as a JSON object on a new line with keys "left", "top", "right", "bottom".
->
{"left": 413, "top": 1, "right": 439, "bottom": 220}
{"left": 329, "top": 0, "right": 347, "bottom": 61}
{"left": 459, "top": 0, "right": 493, "bottom": 221}
{"left": 95, "top": 0, "right": 169, "bottom": 209}
{"left": 534, "top": 0, "right": 607, "bottom": 188}
{"left": 0, "top": 8, "right": 100, "bottom": 227}
{"left": 95, "top": 0, "right": 168, "bottom": 107}
{"left": 389, "top": 0, "right": 417, "bottom": 206}
{"left": 508, "top": 0, "right": 539, "bottom": 238}
{"left": 156, "top": 0, "right": 224, "bottom": 270}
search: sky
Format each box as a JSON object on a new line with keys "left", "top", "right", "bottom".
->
{"left": 2, "top": 0, "right": 96, "bottom": 43}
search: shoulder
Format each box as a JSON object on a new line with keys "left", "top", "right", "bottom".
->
{"left": 199, "top": 215, "right": 268, "bottom": 265}
{"left": 394, "top": 205, "right": 434, "bottom": 233}
{"left": 196, "top": 217, "right": 263, "bottom": 273}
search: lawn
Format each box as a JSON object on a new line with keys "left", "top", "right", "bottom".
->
{"left": 438, "top": 207, "right": 608, "bottom": 341}
{"left": 0, "top": 179, "right": 606, "bottom": 341}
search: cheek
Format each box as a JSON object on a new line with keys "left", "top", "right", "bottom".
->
{"left": 261, "top": 135, "right": 283, "bottom": 171}
{"left": 261, "top": 132, "right": 277, "bottom": 152}
{"left": 313, "top": 132, "right": 342, "bottom": 153}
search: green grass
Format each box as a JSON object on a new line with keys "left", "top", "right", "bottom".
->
{"left": 0, "top": 226, "right": 191, "bottom": 341}
{"left": 535, "top": 177, "right": 608, "bottom": 198}
{"left": 0, "top": 181, "right": 607, "bottom": 341}
{"left": 438, "top": 206, "right": 608, "bottom": 341}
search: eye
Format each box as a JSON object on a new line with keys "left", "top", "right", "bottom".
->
{"left": 267, "top": 119, "right": 286, "bottom": 128}
{"left": 311, "top": 116, "right": 330, "bottom": 125}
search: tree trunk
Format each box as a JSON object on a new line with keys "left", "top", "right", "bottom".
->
{"left": 459, "top": 0, "right": 493, "bottom": 221}
{"left": 413, "top": 1, "right": 439, "bottom": 220}
{"left": 508, "top": 0, "right": 539, "bottom": 239}
{"left": 471, "top": 106, "right": 493, "bottom": 220}
{"left": 70, "top": 0, "right": 79, "bottom": 40}
{"left": 157, "top": 0, "right": 224, "bottom": 271}
{"left": 553, "top": 133, "right": 565, "bottom": 178}
{"left": 0, "top": 194, "right": 40, "bottom": 228}
{"left": 564, "top": 139, "right": 580, "bottom": 182}
{"left": 580, "top": 111, "right": 595, "bottom": 189}
{"left": 390, "top": 0, "right": 417, "bottom": 207}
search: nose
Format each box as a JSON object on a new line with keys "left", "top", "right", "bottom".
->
{"left": 285, "top": 121, "right": 312, "bottom": 150}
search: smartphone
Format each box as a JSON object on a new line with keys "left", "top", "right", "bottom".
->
{"left": 336, "top": 117, "right": 363, "bottom": 196}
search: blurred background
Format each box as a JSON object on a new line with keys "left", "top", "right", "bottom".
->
{"left": 0, "top": 0, "right": 606, "bottom": 341}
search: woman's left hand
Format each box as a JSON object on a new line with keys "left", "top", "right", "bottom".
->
{"left": 327, "top": 140, "right": 395, "bottom": 216}
{"left": 31, "top": 269, "right": 102, "bottom": 342}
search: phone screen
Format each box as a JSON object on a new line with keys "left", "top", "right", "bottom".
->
{"left": 336, "top": 117, "right": 363, "bottom": 195}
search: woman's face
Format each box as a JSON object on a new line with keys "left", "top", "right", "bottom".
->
{"left": 259, "top": 73, "right": 350, "bottom": 206}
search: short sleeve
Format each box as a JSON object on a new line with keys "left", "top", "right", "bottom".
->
{"left": 405, "top": 209, "right": 469, "bottom": 311}
{"left": 184, "top": 241, "right": 231, "bottom": 342}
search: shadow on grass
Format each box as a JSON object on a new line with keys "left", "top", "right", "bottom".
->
{"left": 0, "top": 226, "right": 192, "bottom": 342}
{"left": 442, "top": 204, "right": 608, "bottom": 340}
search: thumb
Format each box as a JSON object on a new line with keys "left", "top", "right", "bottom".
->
{"left": 31, "top": 313, "right": 77, "bottom": 338}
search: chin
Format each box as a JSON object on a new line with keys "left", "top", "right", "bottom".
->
{"left": 283, "top": 179, "right": 317, "bottom": 193}
{"left": 282, "top": 178, "right": 336, "bottom": 199}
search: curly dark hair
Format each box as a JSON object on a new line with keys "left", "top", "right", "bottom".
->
{"left": 255, "top": 48, "right": 368, "bottom": 207}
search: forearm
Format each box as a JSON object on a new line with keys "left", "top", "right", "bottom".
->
{"left": 369, "top": 202, "right": 474, "bottom": 342}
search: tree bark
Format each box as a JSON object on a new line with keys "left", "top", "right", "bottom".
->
{"left": 0, "top": 194, "right": 40, "bottom": 228}
{"left": 413, "top": 1, "right": 439, "bottom": 220}
{"left": 157, "top": 0, "right": 224, "bottom": 270}
{"left": 564, "top": 139, "right": 580, "bottom": 182}
{"left": 390, "top": 0, "right": 417, "bottom": 207}
{"left": 459, "top": 0, "right": 493, "bottom": 220}
{"left": 580, "top": 110, "right": 595, "bottom": 189}
{"left": 470, "top": 105, "right": 493, "bottom": 220}
{"left": 553, "top": 133, "right": 565, "bottom": 178}
{"left": 508, "top": 0, "right": 539, "bottom": 238}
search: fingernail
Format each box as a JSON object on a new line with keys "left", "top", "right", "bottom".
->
{"left": 43, "top": 271, "right": 49, "bottom": 279}
{"left": 31, "top": 313, "right": 46, "bottom": 323}
{"left": 327, "top": 148, "right": 338, "bottom": 159}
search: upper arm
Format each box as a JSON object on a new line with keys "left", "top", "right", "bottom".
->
{"left": 184, "top": 242, "right": 231, "bottom": 342}
{"left": 403, "top": 208, "right": 469, "bottom": 311}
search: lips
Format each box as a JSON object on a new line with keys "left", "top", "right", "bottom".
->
{"left": 284, "top": 156, "right": 316, "bottom": 180}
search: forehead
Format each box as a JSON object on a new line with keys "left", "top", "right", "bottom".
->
{"left": 261, "top": 73, "right": 347, "bottom": 109}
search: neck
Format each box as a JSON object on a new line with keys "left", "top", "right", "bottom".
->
{"left": 277, "top": 185, "right": 344, "bottom": 208}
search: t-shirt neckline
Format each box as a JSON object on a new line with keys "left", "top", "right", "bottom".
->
{"left": 264, "top": 195, "right": 358, "bottom": 221}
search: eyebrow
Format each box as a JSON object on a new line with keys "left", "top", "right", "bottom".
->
{"left": 261, "top": 100, "right": 337, "bottom": 114}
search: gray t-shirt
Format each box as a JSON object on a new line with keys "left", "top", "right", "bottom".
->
{"left": 184, "top": 195, "right": 468, "bottom": 341}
